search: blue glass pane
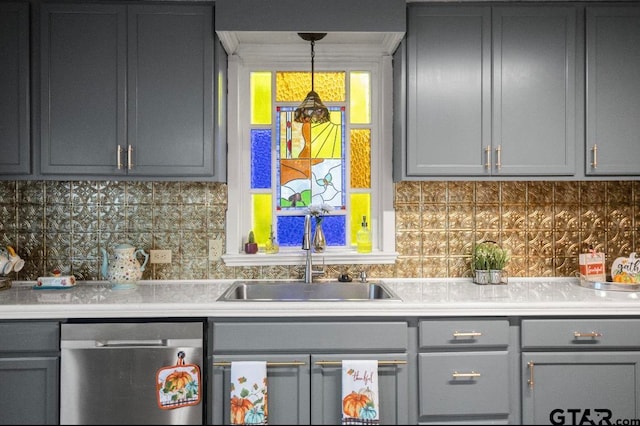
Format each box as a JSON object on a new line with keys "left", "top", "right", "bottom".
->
{"left": 251, "top": 129, "right": 272, "bottom": 189}
{"left": 277, "top": 216, "right": 305, "bottom": 247}
{"left": 319, "top": 215, "right": 346, "bottom": 246}
{"left": 276, "top": 215, "right": 346, "bottom": 247}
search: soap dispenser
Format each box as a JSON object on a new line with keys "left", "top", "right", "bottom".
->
{"left": 356, "top": 216, "right": 372, "bottom": 253}
{"left": 265, "top": 225, "right": 279, "bottom": 254}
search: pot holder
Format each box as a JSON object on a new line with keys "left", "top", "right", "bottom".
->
{"left": 156, "top": 351, "right": 201, "bottom": 410}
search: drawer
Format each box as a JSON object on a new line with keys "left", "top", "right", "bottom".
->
{"left": 418, "top": 351, "right": 510, "bottom": 417}
{"left": 0, "top": 321, "right": 60, "bottom": 352}
{"left": 522, "top": 319, "right": 640, "bottom": 349}
{"left": 419, "top": 319, "right": 509, "bottom": 349}
{"left": 211, "top": 321, "right": 408, "bottom": 352}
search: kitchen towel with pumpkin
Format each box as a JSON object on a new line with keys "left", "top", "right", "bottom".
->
{"left": 156, "top": 351, "right": 201, "bottom": 410}
{"left": 342, "top": 360, "right": 379, "bottom": 425}
{"left": 230, "top": 361, "right": 268, "bottom": 425}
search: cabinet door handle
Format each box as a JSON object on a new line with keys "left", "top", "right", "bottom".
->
{"left": 117, "top": 145, "right": 123, "bottom": 170}
{"left": 573, "top": 331, "right": 602, "bottom": 338}
{"left": 495, "top": 145, "right": 502, "bottom": 170}
{"left": 213, "top": 361, "right": 306, "bottom": 367}
{"left": 591, "top": 144, "right": 598, "bottom": 168}
{"left": 127, "top": 145, "right": 134, "bottom": 170}
{"left": 528, "top": 361, "right": 534, "bottom": 389}
{"left": 484, "top": 146, "right": 491, "bottom": 169}
{"left": 452, "top": 371, "right": 480, "bottom": 379}
{"left": 452, "top": 331, "right": 482, "bottom": 338}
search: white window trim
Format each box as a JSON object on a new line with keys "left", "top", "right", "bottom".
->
{"left": 223, "top": 47, "right": 397, "bottom": 267}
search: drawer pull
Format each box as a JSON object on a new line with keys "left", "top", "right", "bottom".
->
{"left": 528, "top": 361, "right": 534, "bottom": 389}
{"left": 573, "top": 331, "right": 602, "bottom": 338}
{"left": 315, "top": 360, "right": 407, "bottom": 367}
{"left": 453, "top": 331, "right": 482, "bottom": 338}
{"left": 213, "top": 361, "right": 306, "bottom": 367}
{"left": 452, "top": 371, "right": 480, "bottom": 379}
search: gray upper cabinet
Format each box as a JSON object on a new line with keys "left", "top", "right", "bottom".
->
{"left": 0, "top": 2, "right": 30, "bottom": 176}
{"left": 585, "top": 6, "right": 640, "bottom": 176}
{"left": 492, "top": 6, "right": 576, "bottom": 176}
{"left": 403, "top": 6, "right": 491, "bottom": 177}
{"left": 40, "top": 2, "right": 223, "bottom": 180}
{"left": 398, "top": 4, "right": 576, "bottom": 179}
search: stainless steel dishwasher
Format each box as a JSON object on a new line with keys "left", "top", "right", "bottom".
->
{"left": 60, "top": 321, "right": 204, "bottom": 425}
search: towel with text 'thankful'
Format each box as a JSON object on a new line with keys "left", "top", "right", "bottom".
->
{"left": 342, "top": 360, "right": 379, "bottom": 425}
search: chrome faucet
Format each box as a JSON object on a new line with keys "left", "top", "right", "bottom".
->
{"left": 302, "top": 214, "right": 324, "bottom": 283}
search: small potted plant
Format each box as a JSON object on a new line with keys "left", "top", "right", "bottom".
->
{"left": 472, "top": 242, "right": 492, "bottom": 284}
{"left": 244, "top": 230, "right": 258, "bottom": 254}
{"left": 473, "top": 241, "right": 509, "bottom": 284}
{"left": 489, "top": 244, "right": 510, "bottom": 284}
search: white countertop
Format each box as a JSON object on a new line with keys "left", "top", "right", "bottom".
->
{"left": 1, "top": 277, "right": 639, "bottom": 320}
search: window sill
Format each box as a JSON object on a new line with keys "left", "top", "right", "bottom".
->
{"left": 222, "top": 249, "right": 398, "bottom": 267}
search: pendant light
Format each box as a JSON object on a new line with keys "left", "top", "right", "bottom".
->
{"left": 294, "top": 33, "right": 330, "bottom": 124}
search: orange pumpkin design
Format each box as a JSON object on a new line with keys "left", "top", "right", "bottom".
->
{"left": 342, "top": 391, "right": 371, "bottom": 418}
{"left": 230, "top": 396, "right": 253, "bottom": 424}
{"left": 164, "top": 370, "right": 192, "bottom": 391}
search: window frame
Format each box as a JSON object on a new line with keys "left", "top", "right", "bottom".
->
{"left": 223, "top": 50, "right": 396, "bottom": 267}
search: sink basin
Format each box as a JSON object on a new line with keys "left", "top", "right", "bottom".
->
{"left": 217, "top": 280, "right": 401, "bottom": 302}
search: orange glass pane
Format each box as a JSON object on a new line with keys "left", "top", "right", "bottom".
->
{"left": 350, "top": 129, "right": 370, "bottom": 188}
{"left": 276, "top": 72, "right": 345, "bottom": 102}
{"left": 350, "top": 72, "right": 370, "bottom": 124}
{"left": 251, "top": 72, "right": 272, "bottom": 125}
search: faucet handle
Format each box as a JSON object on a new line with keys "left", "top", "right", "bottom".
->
{"left": 359, "top": 270, "right": 368, "bottom": 283}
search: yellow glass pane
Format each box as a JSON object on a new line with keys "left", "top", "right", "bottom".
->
{"left": 252, "top": 193, "right": 272, "bottom": 246}
{"left": 350, "top": 72, "right": 370, "bottom": 124}
{"left": 350, "top": 129, "right": 371, "bottom": 188}
{"left": 276, "top": 72, "right": 345, "bottom": 102}
{"left": 251, "top": 72, "right": 272, "bottom": 125}
{"left": 350, "top": 194, "right": 370, "bottom": 247}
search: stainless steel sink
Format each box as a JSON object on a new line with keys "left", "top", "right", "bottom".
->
{"left": 217, "top": 280, "right": 401, "bottom": 302}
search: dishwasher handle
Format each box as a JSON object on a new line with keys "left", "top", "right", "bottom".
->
{"left": 61, "top": 338, "right": 203, "bottom": 349}
{"left": 96, "top": 339, "right": 168, "bottom": 347}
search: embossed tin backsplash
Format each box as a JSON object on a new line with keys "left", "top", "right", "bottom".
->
{"left": 0, "top": 180, "right": 638, "bottom": 281}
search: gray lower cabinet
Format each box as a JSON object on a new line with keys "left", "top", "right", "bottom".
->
{"left": 585, "top": 6, "right": 640, "bottom": 176}
{"left": 0, "top": 1, "right": 30, "bottom": 176}
{"left": 521, "top": 319, "right": 640, "bottom": 425}
{"left": 40, "top": 2, "right": 222, "bottom": 179}
{"left": 398, "top": 4, "right": 576, "bottom": 179}
{"left": 417, "top": 318, "right": 519, "bottom": 424}
{"left": 208, "top": 320, "right": 409, "bottom": 425}
{"left": 0, "top": 321, "right": 60, "bottom": 425}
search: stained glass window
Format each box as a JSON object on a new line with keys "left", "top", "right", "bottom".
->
{"left": 248, "top": 69, "right": 372, "bottom": 249}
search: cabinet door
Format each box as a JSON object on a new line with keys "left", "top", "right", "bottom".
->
{"left": 405, "top": 6, "right": 491, "bottom": 176}
{"left": 492, "top": 6, "right": 576, "bottom": 176}
{"left": 209, "top": 354, "right": 311, "bottom": 425}
{"left": 0, "top": 357, "right": 59, "bottom": 425}
{"left": 0, "top": 2, "right": 30, "bottom": 176}
{"left": 585, "top": 7, "right": 640, "bottom": 176}
{"left": 310, "top": 353, "right": 409, "bottom": 425}
{"left": 522, "top": 352, "right": 640, "bottom": 425}
{"left": 40, "top": 3, "right": 127, "bottom": 175}
{"left": 127, "top": 4, "right": 214, "bottom": 177}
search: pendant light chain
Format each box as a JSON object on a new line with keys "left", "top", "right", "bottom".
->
{"left": 310, "top": 39, "right": 315, "bottom": 93}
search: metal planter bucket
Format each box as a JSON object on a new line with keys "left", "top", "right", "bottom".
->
{"left": 474, "top": 270, "right": 490, "bottom": 285}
